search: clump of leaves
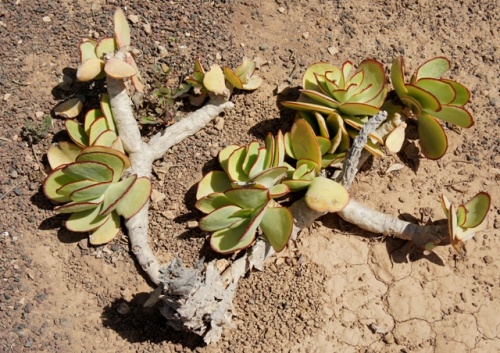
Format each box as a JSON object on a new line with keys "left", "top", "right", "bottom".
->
{"left": 196, "top": 127, "right": 350, "bottom": 254}
{"left": 391, "top": 56, "right": 473, "bottom": 159}
{"left": 76, "top": 9, "right": 144, "bottom": 94}
{"left": 440, "top": 193, "right": 490, "bottom": 255}
{"left": 47, "top": 94, "right": 123, "bottom": 168}
{"left": 43, "top": 145, "right": 151, "bottom": 244}
{"left": 185, "top": 58, "right": 262, "bottom": 105}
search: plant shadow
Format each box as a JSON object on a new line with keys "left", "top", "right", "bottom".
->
{"left": 101, "top": 294, "right": 205, "bottom": 349}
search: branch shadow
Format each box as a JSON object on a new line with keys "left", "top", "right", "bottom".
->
{"left": 101, "top": 294, "right": 205, "bottom": 349}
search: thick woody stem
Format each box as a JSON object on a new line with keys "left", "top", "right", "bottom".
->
{"left": 106, "top": 75, "right": 234, "bottom": 284}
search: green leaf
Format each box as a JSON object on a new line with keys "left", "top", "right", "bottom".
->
{"left": 65, "top": 205, "right": 110, "bottom": 232}
{"left": 406, "top": 84, "right": 442, "bottom": 112}
{"left": 300, "top": 89, "right": 340, "bottom": 109}
{"left": 459, "top": 192, "right": 490, "bottom": 229}
{"left": 79, "top": 40, "right": 97, "bottom": 62}
{"left": 281, "top": 101, "right": 337, "bottom": 115}
{"left": 429, "top": 105, "right": 473, "bottom": 128}
{"left": 47, "top": 142, "right": 81, "bottom": 169}
{"left": 63, "top": 161, "right": 113, "bottom": 182}
{"left": 414, "top": 57, "right": 450, "bottom": 80}
{"left": 84, "top": 108, "right": 105, "bottom": 133}
{"left": 43, "top": 167, "right": 76, "bottom": 203}
{"left": 95, "top": 37, "right": 117, "bottom": 59}
{"left": 339, "top": 102, "right": 381, "bottom": 116}
{"left": 415, "top": 78, "right": 456, "bottom": 105}
{"left": 351, "top": 59, "right": 386, "bottom": 104}
{"left": 260, "top": 206, "right": 293, "bottom": 252}
{"left": 65, "top": 120, "right": 88, "bottom": 148}
{"left": 290, "top": 119, "right": 322, "bottom": 170}
{"left": 272, "top": 130, "right": 285, "bottom": 167}
{"left": 224, "top": 188, "right": 269, "bottom": 209}
{"left": 209, "top": 218, "right": 255, "bottom": 254}
{"left": 305, "top": 176, "right": 350, "bottom": 213}
{"left": 76, "top": 148, "right": 126, "bottom": 183}
{"left": 226, "top": 146, "right": 249, "bottom": 182}
{"left": 252, "top": 166, "right": 288, "bottom": 189}
{"left": 99, "top": 94, "right": 117, "bottom": 132}
{"left": 248, "top": 148, "right": 268, "bottom": 179}
{"left": 391, "top": 56, "right": 408, "bottom": 96}
{"left": 302, "top": 62, "right": 338, "bottom": 91}
{"left": 242, "top": 76, "right": 263, "bottom": 90}
{"left": 263, "top": 133, "right": 275, "bottom": 170}
{"left": 114, "top": 8, "right": 131, "bottom": 48}
{"left": 223, "top": 66, "right": 243, "bottom": 89}
{"left": 417, "top": 113, "right": 448, "bottom": 159}
{"left": 114, "top": 177, "right": 151, "bottom": 219}
{"left": 234, "top": 58, "right": 256, "bottom": 82}
{"left": 242, "top": 141, "right": 260, "bottom": 175}
{"left": 89, "top": 211, "right": 121, "bottom": 245}
{"left": 317, "top": 136, "right": 332, "bottom": 155}
{"left": 55, "top": 199, "right": 102, "bottom": 214}
{"left": 54, "top": 98, "right": 84, "bottom": 119}
{"left": 283, "top": 131, "right": 296, "bottom": 159}
{"left": 269, "top": 184, "right": 290, "bottom": 198}
{"left": 194, "top": 58, "right": 205, "bottom": 74}
{"left": 200, "top": 205, "right": 243, "bottom": 231}
{"left": 99, "top": 175, "right": 137, "bottom": 215}
{"left": 321, "top": 152, "right": 347, "bottom": 168}
{"left": 69, "top": 181, "right": 111, "bottom": 202}
{"left": 281, "top": 179, "right": 312, "bottom": 191}
{"left": 196, "top": 170, "right": 232, "bottom": 199}
{"left": 195, "top": 193, "right": 233, "bottom": 214}
{"left": 219, "top": 145, "right": 239, "bottom": 175}
{"left": 93, "top": 130, "right": 119, "bottom": 147}
{"left": 88, "top": 117, "right": 109, "bottom": 146}
{"left": 56, "top": 179, "right": 95, "bottom": 198}
{"left": 441, "top": 79, "right": 470, "bottom": 106}
{"left": 326, "top": 112, "right": 350, "bottom": 153}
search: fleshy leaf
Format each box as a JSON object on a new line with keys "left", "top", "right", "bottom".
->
{"left": 84, "top": 108, "right": 105, "bottom": 133}
{"left": 269, "top": 184, "right": 290, "bottom": 198}
{"left": 93, "top": 130, "right": 119, "bottom": 147}
{"left": 441, "top": 79, "right": 470, "bottom": 106}
{"left": 57, "top": 179, "right": 95, "bottom": 198}
{"left": 95, "top": 37, "right": 117, "bottom": 59}
{"left": 260, "top": 206, "right": 293, "bottom": 252}
{"left": 76, "top": 58, "right": 105, "bottom": 82}
{"left": 384, "top": 123, "right": 406, "bottom": 153}
{"left": 291, "top": 119, "right": 322, "bottom": 170}
{"left": 414, "top": 57, "right": 450, "bottom": 80}
{"left": 303, "top": 62, "right": 338, "bottom": 91}
{"left": 69, "top": 181, "right": 111, "bottom": 202}
{"left": 300, "top": 89, "right": 340, "bottom": 109}
{"left": 76, "top": 148, "right": 127, "bottom": 182}
{"left": 281, "top": 100, "right": 337, "bottom": 116}
{"left": 88, "top": 117, "right": 109, "bottom": 146}
{"left": 242, "top": 76, "right": 263, "bottom": 90}
{"left": 415, "top": 78, "right": 456, "bottom": 105}
{"left": 219, "top": 145, "right": 240, "bottom": 175}
{"left": 203, "top": 64, "right": 228, "bottom": 96}
{"left": 63, "top": 161, "right": 113, "bottom": 182}
{"left": 65, "top": 205, "right": 109, "bottom": 232}
{"left": 391, "top": 56, "right": 408, "bottom": 96}
{"left": 242, "top": 141, "right": 260, "bottom": 175}
{"left": 89, "top": 211, "right": 121, "bottom": 245}
{"left": 104, "top": 58, "right": 137, "bottom": 79}
{"left": 429, "top": 105, "right": 473, "bottom": 128}
{"left": 406, "top": 84, "right": 441, "bottom": 112}
{"left": 47, "top": 142, "right": 82, "bottom": 169}
{"left": 79, "top": 40, "right": 97, "bottom": 62}
{"left": 200, "top": 205, "right": 243, "bottom": 231}
{"left": 417, "top": 113, "right": 448, "bottom": 159}
{"left": 225, "top": 188, "right": 269, "bottom": 209}
{"left": 100, "top": 175, "right": 137, "bottom": 215}
{"left": 196, "top": 170, "right": 233, "bottom": 199}
{"left": 114, "top": 8, "right": 131, "bottom": 48}
{"left": 234, "top": 58, "right": 256, "bottom": 82}
{"left": 65, "top": 120, "right": 88, "bottom": 148}
{"left": 99, "top": 94, "right": 117, "bottom": 132}
{"left": 43, "top": 167, "right": 76, "bottom": 203}
{"left": 54, "top": 98, "right": 83, "bottom": 119}
{"left": 226, "top": 146, "right": 249, "bottom": 182}
{"left": 305, "top": 176, "right": 350, "bottom": 213}
{"left": 210, "top": 218, "right": 255, "bottom": 254}
{"left": 460, "top": 192, "right": 490, "bottom": 229}
{"left": 252, "top": 166, "right": 288, "bottom": 189}
{"left": 114, "top": 177, "right": 151, "bottom": 219}
{"left": 55, "top": 199, "right": 103, "bottom": 214}
{"left": 195, "top": 193, "right": 233, "bottom": 214}
{"left": 223, "top": 67, "right": 243, "bottom": 89}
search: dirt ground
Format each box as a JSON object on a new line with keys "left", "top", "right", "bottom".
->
{"left": 0, "top": 0, "right": 499, "bottom": 352}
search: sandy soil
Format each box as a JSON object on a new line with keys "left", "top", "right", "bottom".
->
{"left": 0, "top": 0, "right": 499, "bottom": 352}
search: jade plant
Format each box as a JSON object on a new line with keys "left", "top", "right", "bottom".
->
{"left": 391, "top": 56, "right": 473, "bottom": 159}
{"left": 42, "top": 7, "right": 494, "bottom": 346}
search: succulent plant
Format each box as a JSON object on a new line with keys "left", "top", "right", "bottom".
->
{"left": 47, "top": 94, "right": 124, "bottom": 169}
{"left": 185, "top": 58, "right": 262, "bottom": 103}
{"left": 391, "top": 56, "right": 473, "bottom": 159}
{"left": 440, "top": 193, "right": 490, "bottom": 255}
{"left": 43, "top": 145, "right": 151, "bottom": 244}
{"left": 76, "top": 9, "right": 144, "bottom": 93}
{"left": 281, "top": 60, "right": 399, "bottom": 160}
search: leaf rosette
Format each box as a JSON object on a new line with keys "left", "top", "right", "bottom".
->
{"left": 391, "top": 56, "right": 473, "bottom": 159}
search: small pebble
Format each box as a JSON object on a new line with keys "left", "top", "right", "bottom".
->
{"left": 128, "top": 14, "right": 139, "bottom": 24}
{"left": 483, "top": 256, "right": 493, "bottom": 264}
{"left": 42, "top": 16, "right": 51, "bottom": 23}
{"left": 143, "top": 23, "right": 152, "bottom": 34}
{"left": 187, "top": 221, "right": 198, "bottom": 229}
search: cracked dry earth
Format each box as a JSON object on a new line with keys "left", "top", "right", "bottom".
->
{"left": 0, "top": 0, "right": 499, "bottom": 352}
